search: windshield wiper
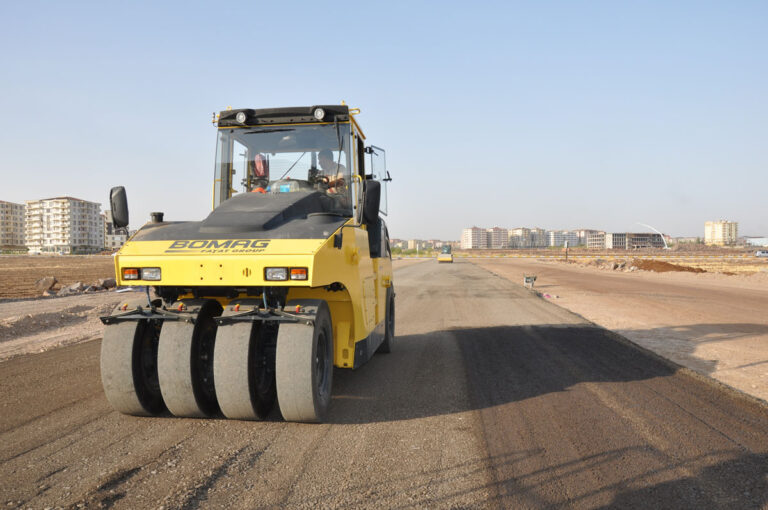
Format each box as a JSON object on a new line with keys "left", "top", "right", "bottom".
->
{"left": 277, "top": 152, "right": 307, "bottom": 180}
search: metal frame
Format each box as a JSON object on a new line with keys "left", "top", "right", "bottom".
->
{"left": 101, "top": 305, "right": 315, "bottom": 327}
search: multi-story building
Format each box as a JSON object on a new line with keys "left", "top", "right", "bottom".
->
{"left": 508, "top": 227, "right": 531, "bottom": 248}
{"left": 548, "top": 230, "right": 580, "bottom": 248}
{"left": 705, "top": 220, "right": 738, "bottom": 246}
{"left": 605, "top": 233, "right": 627, "bottom": 249}
{"left": 530, "top": 227, "right": 549, "bottom": 248}
{"left": 103, "top": 210, "right": 128, "bottom": 250}
{"left": 586, "top": 231, "right": 606, "bottom": 249}
{"left": 487, "top": 227, "right": 509, "bottom": 249}
{"left": 626, "top": 233, "right": 666, "bottom": 249}
{"left": 25, "top": 197, "right": 104, "bottom": 254}
{"left": 605, "top": 232, "right": 665, "bottom": 249}
{"left": 461, "top": 227, "right": 488, "bottom": 249}
{"left": 0, "top": 201, "right": 26, "bottom": 252}
{"left": 744, "top": 237, "right": 768, "bottom": 247}
{"left": 574, "top": 229, "right": 599, "bottom": 246}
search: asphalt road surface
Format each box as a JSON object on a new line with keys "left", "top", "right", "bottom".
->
{"left": 1, "top": 260, "right": 767, "bottom": 509}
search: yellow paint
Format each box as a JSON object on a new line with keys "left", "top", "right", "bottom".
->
{"left": 113, "top": 218, "right": 393, "bottom": 369}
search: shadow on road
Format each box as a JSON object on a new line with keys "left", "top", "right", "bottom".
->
{"left": 331, "top": 324, "right": 679, "bottom": 424}
{"left": 333, "top": 324, "right": 768, "bottom": 508}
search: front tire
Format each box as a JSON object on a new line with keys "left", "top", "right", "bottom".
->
{"left": 276, "top": 300, "right": 333, "bottom": 423}
{"left": 158, "top": 299, "right": 222, "bottom": 418}
{"left": 101, "top": 309, "right": 165, "bottom": 416}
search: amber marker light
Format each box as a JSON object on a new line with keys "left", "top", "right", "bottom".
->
{"left": 123, "top": 268, "right": 140, "bottom": 280}
{"left": 290, "top": 268, "right": 308, "bottom": 280}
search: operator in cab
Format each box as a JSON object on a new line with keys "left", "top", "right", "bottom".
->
{"left": 318, "top": 149, "right": 347, "bottom": 193}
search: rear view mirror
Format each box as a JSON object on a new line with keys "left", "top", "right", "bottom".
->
{"left": 110, "top": 186, "right": 129, "bottom": 228}
{"left": 363, "top": 180, "right": 381, "bottom": 225}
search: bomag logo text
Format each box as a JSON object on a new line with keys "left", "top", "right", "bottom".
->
{"left": 165, "top": 239, "right": 271, "bottom": 254}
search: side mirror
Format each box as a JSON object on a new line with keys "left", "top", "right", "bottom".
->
{"left": 363, "top": 180, "right": 380, "bottom": 225}
{"left": 110, "top": 186, "right": 129, "bottom": 228}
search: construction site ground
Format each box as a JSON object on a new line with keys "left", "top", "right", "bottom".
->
{"left": 1, "top": 257, "right": 767, "bottom": 508}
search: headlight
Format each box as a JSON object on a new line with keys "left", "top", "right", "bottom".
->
{"left": 141, "top": 267, "right": 162, "bottom": 281}
{"left": 265, "top": 267, "right": 287, "bottom": 281}
{"left": 235, "top": 111, "right": 246, "bottom": 124}
{"left": 313, "top": 107, "right": 325, "bottom": 120}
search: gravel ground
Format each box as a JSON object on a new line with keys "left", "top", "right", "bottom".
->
{"left": 0, "top": 260, "right": 767, "bottom": 509}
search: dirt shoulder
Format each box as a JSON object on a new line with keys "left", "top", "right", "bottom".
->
{"left": 0, "top": 291, "right": 136, "bottom": 361}
{"left": 0, "top": 255, "right": 116, "bottom": 299}
{"left": 472, "top": 258, "right": 768, "bottom": 403}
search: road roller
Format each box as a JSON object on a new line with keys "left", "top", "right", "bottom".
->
{"left": 100, "top": 105, "right": 394, "bottom": 423}
{"left": 437, "top": 245, "right": 453, "bottom": 263}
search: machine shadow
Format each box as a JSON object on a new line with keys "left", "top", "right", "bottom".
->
{"left": 593, "top": 451, "right": 768, "bottom": 509}
{"left": 329, "top": 324, "right": 679, "bottom": 425}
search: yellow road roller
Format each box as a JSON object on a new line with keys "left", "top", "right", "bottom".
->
{"left": 100, "top": 105, "right": 394, "bottom": 423}
{"left": 437, "top": 245, "right": 453, "bottom": 263}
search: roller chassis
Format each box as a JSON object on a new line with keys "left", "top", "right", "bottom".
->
{"left": 100, "top": 300, "right": 316, "bottom": 327}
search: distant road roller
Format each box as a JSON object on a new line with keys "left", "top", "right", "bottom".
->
{"left": 100, "top": 105, "right": 394, "bottom": 423}
{"left": 437, "top": 245, "right": 453, "bottom": 263}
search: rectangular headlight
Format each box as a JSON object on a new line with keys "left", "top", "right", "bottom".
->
{"left": 123, "top": 268, "right": 139, "bottom": 280}
{"left": 141, "top": 267, "right": 162, "bottom": 281}
{"left": 290, "top": 268, "right": 308, "bottom": 280}
{"left": 265, "top": 267, "right": 287, "bottom": 281}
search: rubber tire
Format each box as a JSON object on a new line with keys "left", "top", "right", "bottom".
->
{"left": 377, "top": 286, "right": 395, "bottom": 354}
{"left": 214, "top": 320, "right": 276, "bottom": 420}
{"left": 158, "top": 300, "right": 222, "bottom": 418}
{"left": 276, "top": 300, "right": 333, "bottom": 423}
{"left": 100, "top": 299, "right": 165, "bottom": 416}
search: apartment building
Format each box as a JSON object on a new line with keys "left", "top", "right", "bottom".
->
{"left": 530, "top": 227, "right": 549, "bottom": 248}
{"left": 0, "top": 200, "right": 26, "bottom": 251}
{"left": 461, "top": 227, "right": 488, "bottom": 249}
{"left": 103, "top": 210, "right": 128, "bottom": 250}
{"left": 574, "top": 229, "right": 599, "bottom": 246}
{"left": 487, "top": 227, "right": 509, "bottom": 249}
{"left": 508, "top": 227, "right": 531, "bottom": 248}
{"left": 548, "top": 230, "right": 580, "bottom": 248}
{"left": 705, "top": 220, "right": 738, "bottom": 246}
{"left": 26, "top": 197, "right": 104, "bottom": 254}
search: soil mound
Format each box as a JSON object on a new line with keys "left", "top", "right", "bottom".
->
{"left": 632, "top": 259, "right": 705, "bottom": 273}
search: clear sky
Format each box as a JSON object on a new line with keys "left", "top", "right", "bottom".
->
{"left": 1, "top": 1, "right": 766, "bottom": 240}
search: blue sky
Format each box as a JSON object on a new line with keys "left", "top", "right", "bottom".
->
{"left": 1, "top": 1, "right": 766, "bottom": 239}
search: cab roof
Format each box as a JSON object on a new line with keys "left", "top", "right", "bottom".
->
{"left": 218, "top": 105, "right": 350, "bottom": 127}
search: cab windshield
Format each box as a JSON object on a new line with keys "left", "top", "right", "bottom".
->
{"left": 441, "top": 245, "right": 452, "bottom": 254}
{"left": 214, "top": 123, "right": 352, "bottom": 215}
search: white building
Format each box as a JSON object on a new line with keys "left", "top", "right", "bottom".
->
{"left": 0, "top": 200, "right": 26, "bottom": 251}
{"left": 744, "top": 237, "right": 768, "bottom": 247}
{"left": 461, "top": 227, "right": 488, "bottom": 249}
{"left": 705, "top": 220, "right": 738, "bottom": 246}
{"left": 25, "top": 197, "right": 104, "bottom": 254}
{"left": 548, "top": 230, "right": 580, "bottom": 248}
